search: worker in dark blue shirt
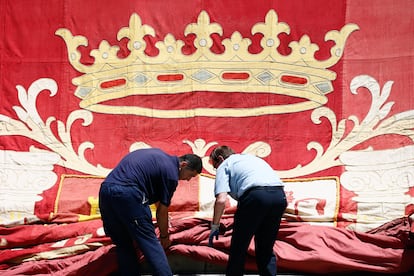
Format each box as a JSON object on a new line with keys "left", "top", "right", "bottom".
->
{"left": 99, "top": 148, "right": 202, "bottom": 275}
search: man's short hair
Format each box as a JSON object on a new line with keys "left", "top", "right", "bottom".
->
{"left": 179, "top": 154, "right": 202, "bottom": 173}
{"left": 209, "top": 145, "right": 235, "bottom": 163}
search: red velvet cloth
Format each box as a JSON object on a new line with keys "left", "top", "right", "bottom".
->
{"left": 1, "top": 215, "right": 413, "bottom": 275}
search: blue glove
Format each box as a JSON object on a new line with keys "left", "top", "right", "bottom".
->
{"left": 209, "top": 223, "right": 220, "bottom": 247}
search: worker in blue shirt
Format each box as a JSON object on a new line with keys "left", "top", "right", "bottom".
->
{"left": 99, "top": 148, "right": 202, "bottom": 276}
{"left": 209, "top": 145, "right": 287, "bottom": 276}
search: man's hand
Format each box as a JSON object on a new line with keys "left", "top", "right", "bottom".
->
{"left": 209, "top": 223, "right": 220, "bottom": 247}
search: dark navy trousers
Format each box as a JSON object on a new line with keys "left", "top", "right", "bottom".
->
{"left": 99, "top": 182, "right": 172, "bottom": 276}
{"left": 226, "top": 186, "right": 287, "bottom": 276}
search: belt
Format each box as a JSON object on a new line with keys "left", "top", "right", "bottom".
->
{"left": 239, "top": 185, "right": 283, "bottom": 200}
{"left": 248, "top": 186, "right": 283, "bottom": 191}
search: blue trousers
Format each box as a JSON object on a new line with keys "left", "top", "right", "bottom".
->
{"left": 226, "top": 186, "right": 287, "bottom": 276}
{"left": 99, "top": 182, "right": 172, "bottom": 276}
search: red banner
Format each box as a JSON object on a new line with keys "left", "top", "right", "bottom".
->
{"left": 0, "top": 0, "right": 413, "bottom": 231}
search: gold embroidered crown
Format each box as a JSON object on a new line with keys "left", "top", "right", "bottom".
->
{"left": 56, "top": 10, "right": 358, "bottom": 118}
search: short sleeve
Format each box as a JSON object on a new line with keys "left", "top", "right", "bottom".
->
{"left": 214, "top": 164, "right": 231, "bottom": 196}
{"left": 159, "top": 178, "right": 178, "bottom": 206}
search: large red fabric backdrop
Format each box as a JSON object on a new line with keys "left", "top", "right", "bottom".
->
{"left": 0, "top": 0, "right": 413, "bottom": 236}
{"left": 1, "top": 1, "right": 414, "bottom": 274}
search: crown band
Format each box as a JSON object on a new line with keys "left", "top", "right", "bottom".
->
{"left": 56, "top": 10, "right": 359, "bottom": 118}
